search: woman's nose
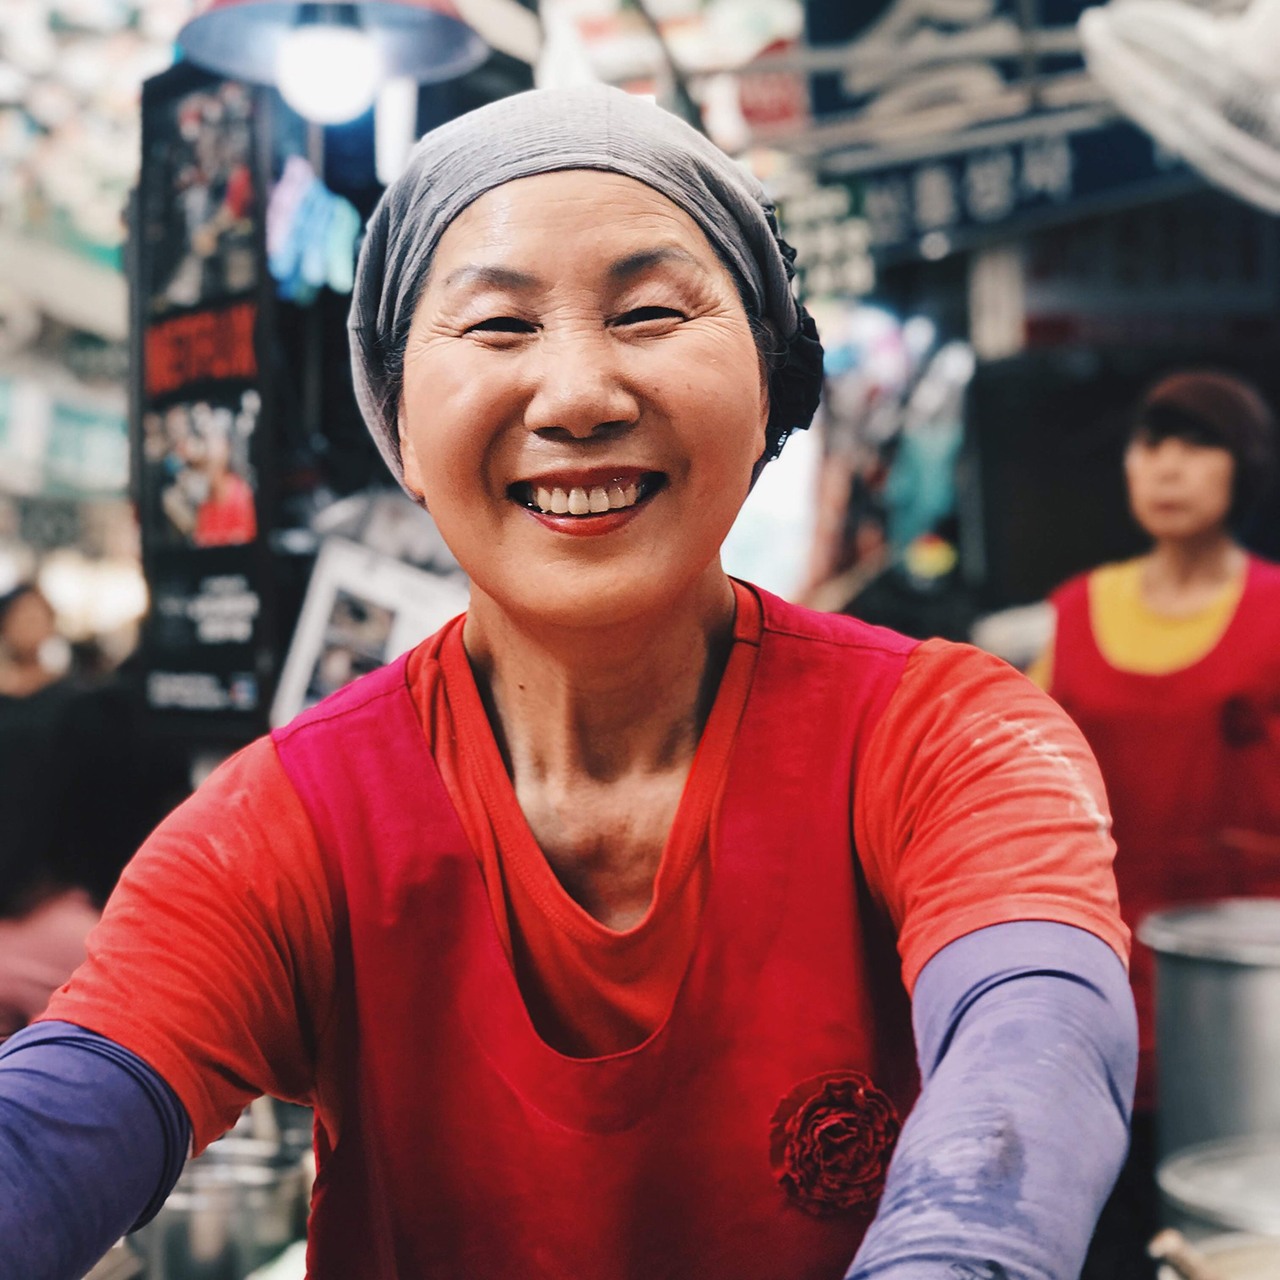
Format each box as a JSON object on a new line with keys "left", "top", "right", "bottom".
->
{"left": 1150, "top": 440, "right": 1188, "bottom": 474}
{"left": 522, "top": 333, "right": 642, "bottom": 440}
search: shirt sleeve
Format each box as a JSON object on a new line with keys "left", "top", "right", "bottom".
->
{"left": 854, "top": 638, "right": 1129, "bottom": 993}
{"left": 39, "top": 737, "right": 335, "bottom": 1154}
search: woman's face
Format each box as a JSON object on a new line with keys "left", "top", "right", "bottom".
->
{"left": 1, "top": 592, "right": 55, "bottom": 663}
{"left": 398, "top": 170, "right": 769, "bottom": 629}
{"left": 1125, "top": 431, "right": 1235, "bottom": 541}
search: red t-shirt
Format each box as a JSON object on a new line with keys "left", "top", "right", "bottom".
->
{"left": 43, "top": 587, "right": 1127, "bottom": 1152}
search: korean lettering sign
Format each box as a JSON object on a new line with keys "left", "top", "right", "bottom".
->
{"left": 778, "top": 183, "right": 875, "bottom": 299}
{"left": 814, "top": 123, "right": 1189, "bottom": 261}
{"left": 858, "top": 134, "right": 1074, "bottom": 251}
{"left": 799, "top": 0, "right": 1193, "bottom": 259}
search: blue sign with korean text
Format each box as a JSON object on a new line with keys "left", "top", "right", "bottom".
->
{"left": 799, "top": 0, "right": 1199, "bottom": 258}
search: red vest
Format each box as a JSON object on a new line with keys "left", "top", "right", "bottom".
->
{"left": 1051, "top": 556, "right": 1280, "bottom": 1109}
{"left": 273, "top": 590, "right": 921, "bottom": 1280}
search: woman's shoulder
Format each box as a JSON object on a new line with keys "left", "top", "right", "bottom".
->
{"left": 273, "top": 653, "right": 419, "bottom": 756}
{"left": 894, "top": 635, "right": 1044, "bottom": 702}
{"left": 751, "top": 584, "right": 918, "bottom": 658}
{"left": 1089, "top": 557, "right": 1143, "bottom": 592}
{"left": 1246, "top": 552, "right": 1280, "bottom": 593}
{"left": 145, "top": 737, "right": 320, "bottom": 877}
{"left": 1049, "top": 559, "right": 1136, "bottom": 609}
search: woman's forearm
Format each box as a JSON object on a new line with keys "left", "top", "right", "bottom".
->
{"left": 848, "top": 921, "right": 1138, "bottom": 1280}
{"left": 0, "top": 1021, "right": 189, "bottom": 1280}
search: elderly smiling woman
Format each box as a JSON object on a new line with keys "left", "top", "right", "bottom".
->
{"left": 1, "top": 88, "right": 1135, "bottom": 1280}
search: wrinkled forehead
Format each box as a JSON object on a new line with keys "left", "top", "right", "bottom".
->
{"left": 421, "top": 169, "right": 746, "bottom": 297}
{"left": 387, "top": 166, "right": 764, "bottom": 329}
{"left": 364, "top": 86, "right": 786, "bottom": 333}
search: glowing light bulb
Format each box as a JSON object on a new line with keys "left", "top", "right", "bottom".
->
{"left": 276, "top": 23, "right": 382, "bottom": 124}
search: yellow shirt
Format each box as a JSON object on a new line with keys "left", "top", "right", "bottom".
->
{"left": 1028, "top": 557, "right": 1245, "bottom": 689}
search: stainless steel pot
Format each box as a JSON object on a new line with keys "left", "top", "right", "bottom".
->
{"left": 135, "top": 1136, "right": 306, "bottom": 1280}
{"left": 1140, "top": 899, "right": 1280, "bottom": 1156}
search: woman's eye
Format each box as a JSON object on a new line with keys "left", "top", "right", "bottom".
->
{"left": 467, "top": 316, "right": 536, "bottom": 334}
{"left": 615, "top": 306, "right": 684, "bottom": 325}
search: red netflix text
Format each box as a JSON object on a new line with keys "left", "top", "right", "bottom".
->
{"left": 145, "top": 302, "right": 258, "bottom": 397}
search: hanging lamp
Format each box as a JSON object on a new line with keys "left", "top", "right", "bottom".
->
{"left": 178, "top": 1, "right": 492, "bottom": 123}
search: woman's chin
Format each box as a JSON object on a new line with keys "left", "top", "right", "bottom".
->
{"left": 1140, "top": 516, "right": 1219, "bottom": 543}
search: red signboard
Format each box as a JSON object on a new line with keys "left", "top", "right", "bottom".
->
{"left": 145, "top": 301, "right": 258, "bottom": 397}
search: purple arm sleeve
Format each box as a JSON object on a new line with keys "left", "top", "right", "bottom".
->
{"left": 0, "top": 1020, "right": 190, "bottom": 1280}
{"left": 848, "top": 920, "right": 1138, "bottom": 1280}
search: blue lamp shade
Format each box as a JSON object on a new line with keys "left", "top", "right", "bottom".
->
{"left": 178, "top": 0, "right": 490, "bottom": 86}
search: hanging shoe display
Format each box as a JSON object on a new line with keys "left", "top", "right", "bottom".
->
{"left": 1080, "top": 0, "right": 1280, "bottom": 212}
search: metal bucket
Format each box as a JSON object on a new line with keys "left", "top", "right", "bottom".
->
{"left": 1139, "top": 899, "right": 1280, "bottom": 1156}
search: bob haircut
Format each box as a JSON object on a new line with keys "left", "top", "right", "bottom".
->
{"left": 1132, "top": 370, "right": 1276, "bottom": 524}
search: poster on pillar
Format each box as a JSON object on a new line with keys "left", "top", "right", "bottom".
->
{"left": 798, "top": 0, "right": 1200, "bottom": 261}
{"left": 133, "top": 61, "right": 272, "bottom": 733}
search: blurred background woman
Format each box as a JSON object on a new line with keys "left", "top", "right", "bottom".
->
{"left": 1032, "top": 370, "right": 1280, "bottom": 1279}
{"left": 0, "top": 585, "right": 185, "bottom": 1037}
{"left": 0, "top": 585, "right": 99, "bottom": 1037}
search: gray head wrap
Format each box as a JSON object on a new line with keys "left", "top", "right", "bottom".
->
{"left": 349, "top": 83, "right": 824, "bottom": 489}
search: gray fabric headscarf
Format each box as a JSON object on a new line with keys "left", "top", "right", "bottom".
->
{"left": 348, "top": 83, "right": 824, "bottom": 489}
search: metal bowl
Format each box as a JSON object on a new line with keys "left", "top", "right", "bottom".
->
{"left": 1156, "top": 1233, "right": 1280, "bottom": 1280}
{"left": 1158, "top": 1135, "right": 1280, "bottom": 1237}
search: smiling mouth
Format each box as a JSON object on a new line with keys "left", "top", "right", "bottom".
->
{"left": 509, "top": 472, "right": 667, "bottom": 517}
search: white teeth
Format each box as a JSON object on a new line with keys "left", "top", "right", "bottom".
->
{"left": 528, "top": 479, "right": 649, "bottom": 515}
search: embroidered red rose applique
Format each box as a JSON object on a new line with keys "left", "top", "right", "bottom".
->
{"left": 769, "top": 1070, "right": 901, "bottom": 1216}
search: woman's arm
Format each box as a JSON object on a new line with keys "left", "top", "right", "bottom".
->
{"left": 35, "top": 737, "right": 334, "bottom": 1154}
{"left": 0, "top": 737, "right": 332, "bottom": 1276}
{"left": 0, "top": 1022, "right": 190, "bottom": 1280}
{"left": 848, "top": 920, "right": 1137, "bottom": 1280}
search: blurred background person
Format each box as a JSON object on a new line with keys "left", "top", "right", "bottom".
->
{"left": 1030, "top": 370, "right": 1280, "bottom": 1280}
{"left": 0, "top": 584, "right": 95, "bottom": 1036}
{"left": 0, "top": 585, "right": 65, "bottom": 698}
{"left": 0, "top": 584, "right": 186, "bottom": 1037}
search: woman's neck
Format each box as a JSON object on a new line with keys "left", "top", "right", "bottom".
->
{"left": 461, "top": 566, "right": 737, "bottom": 786}
{"left": 1140, "top": 529, "right": 1245, "bottom": 617}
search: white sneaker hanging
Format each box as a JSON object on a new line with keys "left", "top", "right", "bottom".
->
{"left": 1080, "top": 0, "right": 1280, "bottom": 212}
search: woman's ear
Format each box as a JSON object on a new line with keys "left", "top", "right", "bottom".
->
{"left": 398, "top": 401, "right": 428, "bottom": 503}
{"left": 754, "top": 398, "right": 770, "bottom": 466}
{"left": 753, "top": 317, "right": 779, "bottom": 459}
